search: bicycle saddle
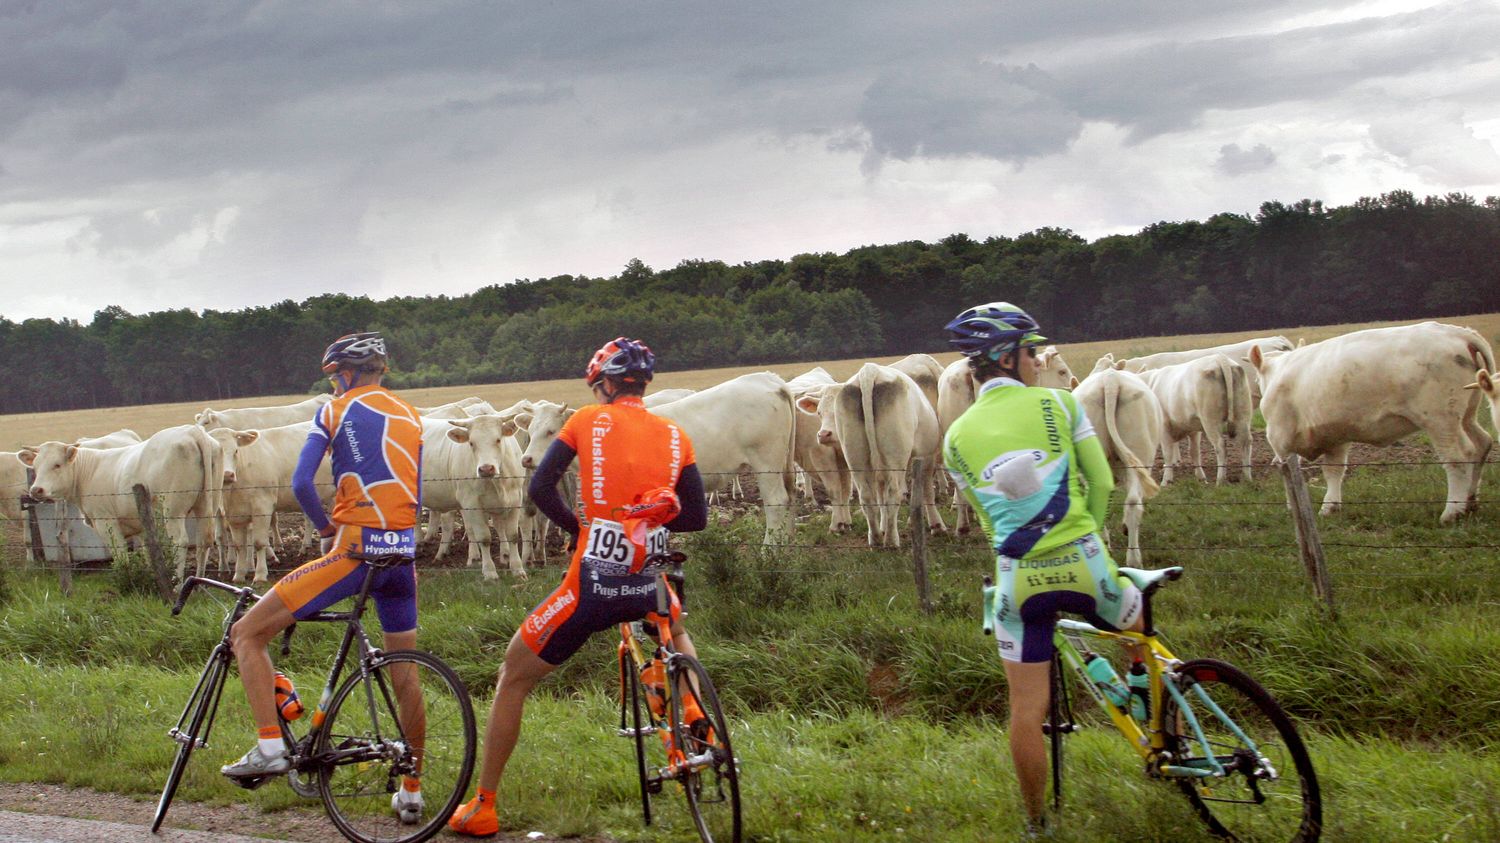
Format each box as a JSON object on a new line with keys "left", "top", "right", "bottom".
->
{"left": 1117, "top": 566, "right": 1183, "bottom": 594}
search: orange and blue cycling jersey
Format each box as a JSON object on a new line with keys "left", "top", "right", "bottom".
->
{"left": 279, "top": 384, "right": 423, "bottom": 632}
{"left": 522, "top": 396, "right": 708, "bottom": 664}
{"left": 293, "top": 384, "right": 423, "bottom": 533}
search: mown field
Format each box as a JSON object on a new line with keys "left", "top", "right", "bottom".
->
{"left": 3, "top": 311, "right": 1496, "bottom": 450}
{"left": 1, "top": 313, "right": 1498, "bottom": 841}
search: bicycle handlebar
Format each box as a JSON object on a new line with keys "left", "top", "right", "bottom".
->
{"left": 171, "top": 575, "right": 257, "bottom": 616}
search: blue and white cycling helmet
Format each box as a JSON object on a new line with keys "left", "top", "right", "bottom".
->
{"left": 321, "top": 332, "right": 388, "bottom": 374}
{"left": 944, "top": 302, "right": 1048, "bottom": 360}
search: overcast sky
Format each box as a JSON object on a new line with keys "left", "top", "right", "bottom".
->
{"left": 3, "top": 0, "right": 1498, "bottom": 322}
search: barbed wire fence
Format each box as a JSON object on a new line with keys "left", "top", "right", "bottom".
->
{"left": 3, "top": 451, "right": 1498, "bottom": 615}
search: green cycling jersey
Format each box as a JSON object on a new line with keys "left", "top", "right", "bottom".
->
{"left": 943, "top": 376, "right": 1114, "bottom": 559}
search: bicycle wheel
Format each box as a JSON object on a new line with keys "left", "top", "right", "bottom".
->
{"left": 669, "top": 653, "right": 742, "bottom": 843}
{"left": 620, "top": 647, "right": 656, "bottom": 826}
{"left": 317, "top": 650, "right": 476, "bottom": 843}
{"left": 1161, "top": 659, "right": 1321, "bottom": 843}
{"left": 1044, "top": 654, "right": 1068, "bottom": 813}
{"left": 152, "top": 649, "right": 231, "bottom": 832}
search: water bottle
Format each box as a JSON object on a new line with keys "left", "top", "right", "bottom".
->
{"left": 274, "top": 671, "right": 304, "bottom": 721}
{"left": 640, "top": 658, "right": 668, "bottom": 719}
{"left": 1127, "top": 659, "right": 1150, "bottom": 722}
{"left": 1082, "top": 652, "right": 1130, "bottom": 710}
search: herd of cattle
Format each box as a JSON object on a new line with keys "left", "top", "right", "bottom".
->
{"left": 2, "top": 321, "right": 1497, "bottom": 584}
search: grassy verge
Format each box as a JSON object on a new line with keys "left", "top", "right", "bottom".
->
{"left": 1, "top": 662, "right": 1496, "bottom": 842}
{"left": 1, "top": 459, "right": 1498, "bottom": 840}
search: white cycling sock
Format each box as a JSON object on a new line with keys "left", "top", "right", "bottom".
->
{"left": 259, "top": 737, "right": 284, "bottom": 757}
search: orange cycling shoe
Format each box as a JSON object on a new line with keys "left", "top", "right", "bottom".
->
{"left": 449, "top": 789, "right": 500, "bottom": 837}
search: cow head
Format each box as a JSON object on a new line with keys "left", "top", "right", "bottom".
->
{"left": 509, "top": 401, "right": 572, "bottom": 470}
{"left": 18, "top": 441, "right": 79, "bottom": 501}
{"left": 206, "top": 428, "right": 259, "bottom": 484}
{"left": 1247, "top": 344, "right": 1293, "bottom": 384}
{"left": 1090, "top": 353, "right": 1116, "bottom": 376}
{"left": 195, "top": 408, "right": 222, "bottom": 429}
{"left": 1034, "top": 346, "right": 1075, "bottom": 389}
{"left": 447, "top": 415, "right": 519, "bottom": 479}
{"left": 1466, "top": 370, "right": 1499, "bottom": 421}
{"left": 794, "top": 385, "right": 839, "bottom": 447}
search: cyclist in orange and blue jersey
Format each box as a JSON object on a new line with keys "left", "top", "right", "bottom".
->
{"left": 450, "top": 337, "right": 709, "bottom": 837}
{"left": 223, "top": 332, "right": 429, "bottom": 824}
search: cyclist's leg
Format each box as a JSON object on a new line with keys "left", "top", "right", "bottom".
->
{"left": 228, "top": 589, "right": 297, "bottom": 742}
{"left": 374, "top": 566, "right": 423, "bottom": 791}
{"left": 228, "top": 526, "right": 362, "bottom": 772}
{"left": 1004, "top": 658, "right": 1052, "bottom": 824}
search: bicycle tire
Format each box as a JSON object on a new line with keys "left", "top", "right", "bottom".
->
{"left": 669, "top": 653, "right": 742, "bottom": 843}
{"left": 620, "top": 647, "right": 655, "bottom": 826}
{"left": 152, "top": 650, "right": 231, "bottom": 833}
{"left": 1161, "top": 659, "right": 1321, "bottom": 843}
{"left": 1046, "top": 654, "right": 1067, "bottom": 814}
{"left": 316, "top": 649, "right": 476, "bottom": 843}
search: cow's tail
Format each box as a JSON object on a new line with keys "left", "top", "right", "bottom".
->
{"left": 779, "top": 384, "right": 798, "bottom": 503}
{"left": 1459, "top": 326, "right": 1499, "bottom": 438}
{"left": 1216, "top": 354, "right": 1240, "bottom": 438}
{"left": 1104, "top": 373, "right": 1160, "bottom": 499}
{"left": 859, "top": 363, "right": 883, "bottom": 481}
{"left": 193, "top": 425, "right": 225, "bottom": 553}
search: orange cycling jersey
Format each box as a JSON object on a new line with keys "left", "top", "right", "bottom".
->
{"left": 310, "top": 385, "right": 423, "bottom": 530}
{"left": 556, "top": 396, "right": 695, "bottom": 566}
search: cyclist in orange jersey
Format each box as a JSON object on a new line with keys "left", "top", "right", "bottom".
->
{"left": 451, "top": 337, "right": 709, "bottom": 837}
{"left": 223, "top": 332, "right": 430, "bottom": 825}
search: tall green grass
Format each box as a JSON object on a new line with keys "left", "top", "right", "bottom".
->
{"left": 0, "top": 459, "right": 1497, "bottom": 839}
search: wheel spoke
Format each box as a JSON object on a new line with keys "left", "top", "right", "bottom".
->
{"left": 317, "top": 651, "right": 475, "bottom": 843}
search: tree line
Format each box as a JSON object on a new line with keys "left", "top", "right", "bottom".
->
{"left": 2, "top": 190, "right": 1497, "bottom": 414}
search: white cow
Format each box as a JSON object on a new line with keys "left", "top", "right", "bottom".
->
{"left": 786, "top": 367, "right": 854, "bottom": 533}
{"left": 796, "top": 363, "right": 940, "bottom": 547}
{"left": 516, "top": 373, "right": 799, "bottom": 545}
{"left": 419, "top": 397, "right": 496, "bottom": 419}
{"left": 1072, "top": 366, "right": 1164, "bottom": 565}
{"left": 4, "top": 431, "right": 147, "bottom": 564}
{"left": 0, "top": 454, "right": 35, "bottom": 561}
{"left": 207, "top": 422, "right": 332, "bottom": 583}
{"left": 1138, "top": 354, "right": 1252, "bottom": 485}
{"left": 20, "top": 424, "right": 223, "bottom": 578}
{"left": 1117, "top": 335, "right": 1294, "bottom": 402}
{"left": 643, "top": 388, "right": 696, "bottom": 407}
{"left": 421, "top": 416, "right": 527, "bottom": 579}
{"left": 196, "top": 395, "right": 331, "bottom": 431}
{"left": 1252, "top": 321, "right": 1496, "bottom": 524}
{"left": 936, "top": 347, "right": 1076, "bottom": 533}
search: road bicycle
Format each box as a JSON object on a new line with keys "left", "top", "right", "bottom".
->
{"left": 152, "top": 558, "right": 477, "bottom": 843}
{"left": 616, "top": 550, "right": 742, "bottom": 843}
{"left": 986, "top": 565, "right": 1321, "bottom": 842}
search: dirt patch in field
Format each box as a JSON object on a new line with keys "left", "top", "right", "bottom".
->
{"left": 0, "top": 781, "right": 608, "bottom": 841}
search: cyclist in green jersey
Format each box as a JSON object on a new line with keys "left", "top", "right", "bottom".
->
{"left": 942, "top": 302, "right": 1143, "bottom": 835}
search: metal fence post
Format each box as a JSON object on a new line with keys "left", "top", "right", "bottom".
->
{"left": 1279, "top": 455, "right": 1335, "bottom": 615}
{"left": 909, "top": 457, "right": 933, "bottom": 615}
{"left": 133, "top": 483, "right": 175, "bottom": 601}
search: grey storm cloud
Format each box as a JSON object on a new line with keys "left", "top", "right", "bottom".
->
{"left": 850, "top": 2, "right": 1500, "bottom": 166}
{"left": 2, "top": 1, "right": 1498, "bottom": 320}
{"left": 856, "top": 63, "right": 1083, "bottom": 169}
{"left": 1217, "top": 143, "right": 1277, "bottom": 176}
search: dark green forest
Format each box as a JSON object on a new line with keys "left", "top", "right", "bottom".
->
{"left": 3, "top": 190, "right": 1498, "bottom": 413}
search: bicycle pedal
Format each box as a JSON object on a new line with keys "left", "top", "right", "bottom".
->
{"left": 226, "top": 773, "right": 275, "bottom": 791}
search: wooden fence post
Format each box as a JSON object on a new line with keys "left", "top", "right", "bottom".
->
{"left": 133, "top": 483, "right": 175, "bottom": 601}
{"left": 22, "top": 468, "right": 70, "bottom": 595}
{"left": 1279, "top": 456, "right": 1335, "bottom": 615}
{"left": 909, "top": 457, "right": 933, "bottom": 615}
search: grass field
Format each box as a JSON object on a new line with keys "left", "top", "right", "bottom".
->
{"left": 3, "top": 311, "right": 1497, "bottom": 450}
{"left": 2, "top": 451, "right": 1499, "bottom": 840}
{"left": 2, "top": 312, "right": 1499, "bottom": 841}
